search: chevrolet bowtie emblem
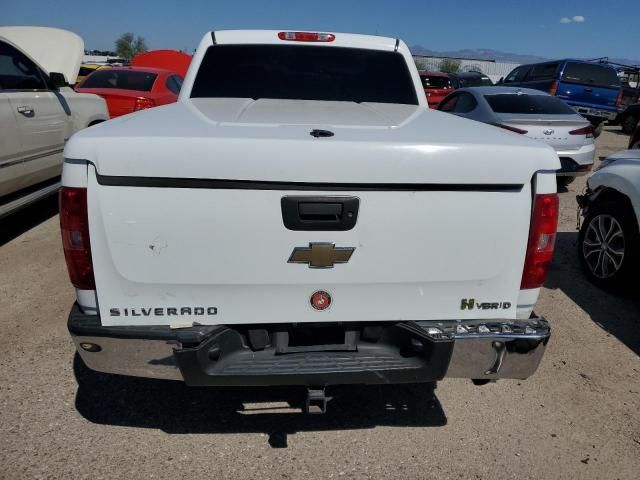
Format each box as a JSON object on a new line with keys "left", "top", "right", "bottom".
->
{"left": 288, "top": 243, "right": 355, "bottom": 268}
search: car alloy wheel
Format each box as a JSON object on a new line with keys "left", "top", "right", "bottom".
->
{"left": 582, "top": 214, "right": 625, "bottom": 279}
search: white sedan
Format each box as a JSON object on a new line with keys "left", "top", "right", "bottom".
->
{"left": 438, "top": 86, "right": 596, "bottom": 186}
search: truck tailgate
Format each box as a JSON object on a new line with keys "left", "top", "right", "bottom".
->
{"left": 89, "top": 171, "right": 531, "bottom": 326}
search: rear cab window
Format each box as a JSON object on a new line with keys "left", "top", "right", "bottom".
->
{"left": 560, "top": 62, "right": 620, "bottom": 88}
{"left": 81, "top": 70, "right": 158, "bottom": 91}
{"left": 485, "top": 94, "right": 577, "bottom": 115}
{"left": 191, "top": 45, "right": 418, "bottom": 105}
{"left": 458, "top": 75, "right": 493, "bottom": 87}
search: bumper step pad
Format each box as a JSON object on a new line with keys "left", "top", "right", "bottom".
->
{"left": 174, "top": 323, "right": 454, "bottom": 387}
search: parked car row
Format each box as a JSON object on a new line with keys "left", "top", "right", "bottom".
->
{"left": 499, "top": 59, "right": 622, "bottom": 134}
{"left": 436, "top": 86, "right": 596, "bottom": 184}
{"left": 419, "top": 70, "right": 493, "bottom": 108}
{"left": 423, "top": 59, "right": 636, "bottom": 139}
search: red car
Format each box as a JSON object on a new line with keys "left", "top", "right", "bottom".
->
{"left": 419, "top": 71, "right": 454, "bottom": 109}
{"left": 75, "top": 66, "right": 183, "bottom": 118}
{"left": 131, "top": 49, "right": 192, "bottom": 78}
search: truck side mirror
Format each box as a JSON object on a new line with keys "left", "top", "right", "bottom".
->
{"left": 49, "top": 72, "right": 68, "bottom": 89}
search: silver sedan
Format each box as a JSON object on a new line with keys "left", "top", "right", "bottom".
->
{"left": 438, "top": 86, "right": 596, "bottom": 185}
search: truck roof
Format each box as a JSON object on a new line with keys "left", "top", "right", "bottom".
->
{"left": 518, "top": 58, "right": 619, "bottom": 71}
{"left": 206, "top": 30, "right": 399, "bottom": 51}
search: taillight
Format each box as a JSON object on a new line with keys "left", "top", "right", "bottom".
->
{"left": 521, "top": 194, "right": 559, "bottom": 289}
{"left": 277, "top": 31, "right": 335, "bottom": 42}
{"left": 133, "top": 97, "right": 155, "bottom": 111}
{"left": 549, "top": 80, "right": 558, "bottom": 96}
{"left": 60, "top": 187, "right": 95, "bottom": 289}
{"left": 615, "top": 89, "right": 623, "bottom": 108}
{"left": 569, "top": 125, "right": 594, "bottom": 138}
{"left": 491, "top": 123, "right": 528, "bottom": 134}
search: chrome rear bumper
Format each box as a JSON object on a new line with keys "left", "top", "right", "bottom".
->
{"left": 69, "top": 304, "right": 550, "bottom": 384}
{"left": 438, "top": 319, "right": 549, "bottom": 379}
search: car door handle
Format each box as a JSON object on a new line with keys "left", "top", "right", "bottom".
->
{"left": 17, "top": 106, "right": 35, "bottom": 117}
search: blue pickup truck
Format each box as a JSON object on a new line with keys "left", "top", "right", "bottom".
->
{"left": 501, "top": 60, "right": 621, "bottom": 135}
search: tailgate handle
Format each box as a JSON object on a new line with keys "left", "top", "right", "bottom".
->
{"left": 281, "top": 196, "right": 359, "bottom": 231}
{"left": 298, "top": 202, "right": 342, "bottom": 221}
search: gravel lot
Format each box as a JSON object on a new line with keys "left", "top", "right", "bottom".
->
{"left": 0, "top": 127, "right": 638, "bottom": 479}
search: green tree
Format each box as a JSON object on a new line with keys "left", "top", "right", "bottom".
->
{"left": 438, "top": 58, "right": 461, "bottom": 73}
{"left": 115, "top": 32, "right": 148, "bottom": 61}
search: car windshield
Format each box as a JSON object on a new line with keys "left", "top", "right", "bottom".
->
{"left": 191, "top": 45, "right": 418, "bottom": 105}
{"left": 420, "top": 76, "right": 451, "bottom": 89}
{"left": 458, "top": 75, "right": 493, "bottom": 87}
{"left": 81, "top": 70, "right": 158, "bottom": 91}
{"left": 484, "top": 94, "right": 577, "bottom": 115}
{"left": 561, "top": 63, "right": 620, "bottom": 88}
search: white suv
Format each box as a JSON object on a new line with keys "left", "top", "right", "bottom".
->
{"left": 0, "top": 27, "right": 108, "bottom": 218}
{"left": 577, "top": 150, "right": 640, "bottom": 291}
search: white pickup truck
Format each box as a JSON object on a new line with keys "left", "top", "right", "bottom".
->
{"left": 62, "top": 30, "right": 559, "bottom": 411}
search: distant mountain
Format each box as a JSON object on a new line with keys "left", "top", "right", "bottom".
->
{"left": 409, "top": 45, "right": 640, "bottom": 67}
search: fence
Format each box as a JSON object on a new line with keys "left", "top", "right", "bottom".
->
{"left": 413, "top": 55, "right": 521, "bottom": 83}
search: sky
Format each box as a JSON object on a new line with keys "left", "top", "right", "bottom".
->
{"left": 2, "top": 0, "right": 639, "bottom": 61}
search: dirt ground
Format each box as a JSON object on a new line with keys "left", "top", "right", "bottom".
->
{"left": 0, "top": 127, "right": 638, "bottom": 480}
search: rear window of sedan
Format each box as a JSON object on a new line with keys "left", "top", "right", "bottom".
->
{"left": 458, "top": 75, "right": 493, "bottom": 87}
{"left": 484, "top": 94, "right": 577, "bottom": 115}
{"left": 420, "top": 76, "right": 452, "bottom": 89}
{"left": 81, "top": 70, "right": 158, "bottom": 91}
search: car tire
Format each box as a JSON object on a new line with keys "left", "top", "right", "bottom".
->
{"left": 593, "top": 121, "right": 604, "bottom": 138}
{"left": 557, "top": 176, "right": 575, "bottom": 188}
{"left": 622, "top": 115, "right": 638, "bottom": 134}
{"left": 578, "top": 198, "right": 640, "bottom": 292}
